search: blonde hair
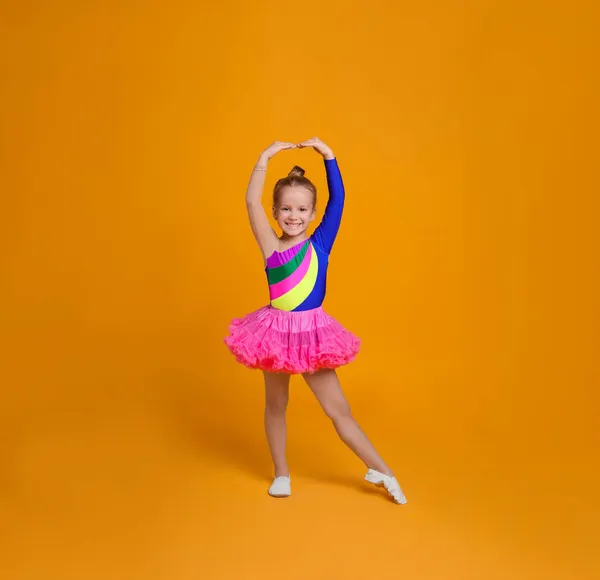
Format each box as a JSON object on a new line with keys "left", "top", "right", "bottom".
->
{"left": 273, "top": 165, "right": 317, "bottom": 207}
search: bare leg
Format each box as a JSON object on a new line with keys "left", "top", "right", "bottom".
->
{"left": 302, "top": 368, "right": 394, "bottom": 476}
{"left": 263, "top": 371, "right": 291, "bottom": 477}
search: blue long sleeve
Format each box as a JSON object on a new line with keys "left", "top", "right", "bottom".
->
{"left": 311, "top": 157, "right": 345, "bottom": 255}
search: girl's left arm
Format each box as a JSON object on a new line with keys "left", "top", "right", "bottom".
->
{"left": 311, "top": 155, "right": 345, "bottom": 255}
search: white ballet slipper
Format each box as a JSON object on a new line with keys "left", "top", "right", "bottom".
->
{"left": 268, "top": 475, "right": 291, "bottom": 497}
{"left": 364, "top": 469, "right": 407, "bottom": 504}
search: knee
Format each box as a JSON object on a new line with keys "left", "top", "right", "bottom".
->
{"left": 266, "top": 394, "right": 289, "bottom": 415}
{"left": 325, "top": 401, "right": 352, "bottom": 423}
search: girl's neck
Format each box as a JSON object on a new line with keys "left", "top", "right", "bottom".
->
{"left": 279, "top": 233, "right": 308, "bottom": 248}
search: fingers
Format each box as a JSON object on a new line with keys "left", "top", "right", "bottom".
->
{"left": 297, "top": 136, "right": 321, "bottom": 148}
{"left": 270, "top": 141, "right": 298, "bottom": 153}
{"left": 273, "top": 138, "right": 321, "bottom": 149}
{"left": 269, "top": 138, "right": 324, "bottom": 152}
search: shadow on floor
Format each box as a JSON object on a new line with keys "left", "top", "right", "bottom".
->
{"left": 154, "top": 366, "right": 272, "bottom": 482}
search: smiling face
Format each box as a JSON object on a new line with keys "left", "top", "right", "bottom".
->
{"left": 273, "top": 185, "right": 316, "bottom": 239}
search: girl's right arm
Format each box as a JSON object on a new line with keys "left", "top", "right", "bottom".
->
{"left": 245, "top": 141, "right": 296, "bottom": 259}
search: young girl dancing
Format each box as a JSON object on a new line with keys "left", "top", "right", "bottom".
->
{"left": 224, "top": 137, "right": 407, "bottom": 504}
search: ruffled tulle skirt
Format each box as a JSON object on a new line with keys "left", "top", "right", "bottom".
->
{"left": 224, "top": 305, "right": 360, "bottom": 374}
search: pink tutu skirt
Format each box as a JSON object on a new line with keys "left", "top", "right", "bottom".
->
{"left": 224, "top": 305, "right": 360, "bottom": 374}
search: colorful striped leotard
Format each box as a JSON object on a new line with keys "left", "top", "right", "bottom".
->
{"left": 265, "top": 157, "right": 345, "bottom": 312}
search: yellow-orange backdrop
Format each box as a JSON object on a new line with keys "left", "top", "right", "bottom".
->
{"left": 1, "top": 1, "right": 598, "bottom": 579}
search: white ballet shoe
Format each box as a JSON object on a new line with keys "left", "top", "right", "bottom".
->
{"left": 364, "top": 469, "right": 407, "bottom": 504}
{"left": 268, "top": 475, "right": 291, "bottom": 497}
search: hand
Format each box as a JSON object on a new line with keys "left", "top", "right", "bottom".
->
{"left": 297, "top": 136, "right": 334, "bottom": 159}
{"left": 260, "top": 141, "right": 298, "bottom": 162}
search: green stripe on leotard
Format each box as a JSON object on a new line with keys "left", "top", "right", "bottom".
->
{"left": 266, "top": 240, "right": 310, "bottom": 285}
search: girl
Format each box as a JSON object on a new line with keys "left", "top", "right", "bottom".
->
{"left": 224, "top": 137, "right": 407, "bottom": 504}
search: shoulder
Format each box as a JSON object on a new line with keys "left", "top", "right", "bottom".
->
{"left": 309, "top": 235, "right": 330, "bottom": 256}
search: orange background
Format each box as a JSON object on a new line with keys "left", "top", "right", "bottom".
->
{"left": 1, "top": 1, "right": 599, "bottom": 579}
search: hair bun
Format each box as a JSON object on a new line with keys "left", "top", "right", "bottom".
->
{"left": 288, "top": 165, "right": 305, "bottom": 178}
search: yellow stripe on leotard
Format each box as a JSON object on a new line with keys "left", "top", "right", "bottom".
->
{"left": 271, "top": 243, "right": 319, "bottom": 311}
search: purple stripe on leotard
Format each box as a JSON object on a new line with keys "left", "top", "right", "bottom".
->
{"left": 266, "top": 238, "right": 308, "bottom": 268}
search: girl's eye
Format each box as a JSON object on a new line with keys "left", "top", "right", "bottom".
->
{"left": 300, "top": 208, "right": 307, "bottom": 212}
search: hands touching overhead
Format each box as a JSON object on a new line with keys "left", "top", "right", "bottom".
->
{"left": 256, "top": 137, "right": 335, "bottom": 168}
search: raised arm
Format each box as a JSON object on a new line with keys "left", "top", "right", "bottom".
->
{"left": 246, "top": 141, "right": 297, "bottom": 259}
{"left": 311, "top": 157, "right": 345, "bottom": 254}
{"left": 297, "top": 137, "right": 345, "bottom": 255}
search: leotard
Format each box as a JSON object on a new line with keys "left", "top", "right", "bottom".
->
{"left": 265, "top": 157, "right": 345, "bottom": 312}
